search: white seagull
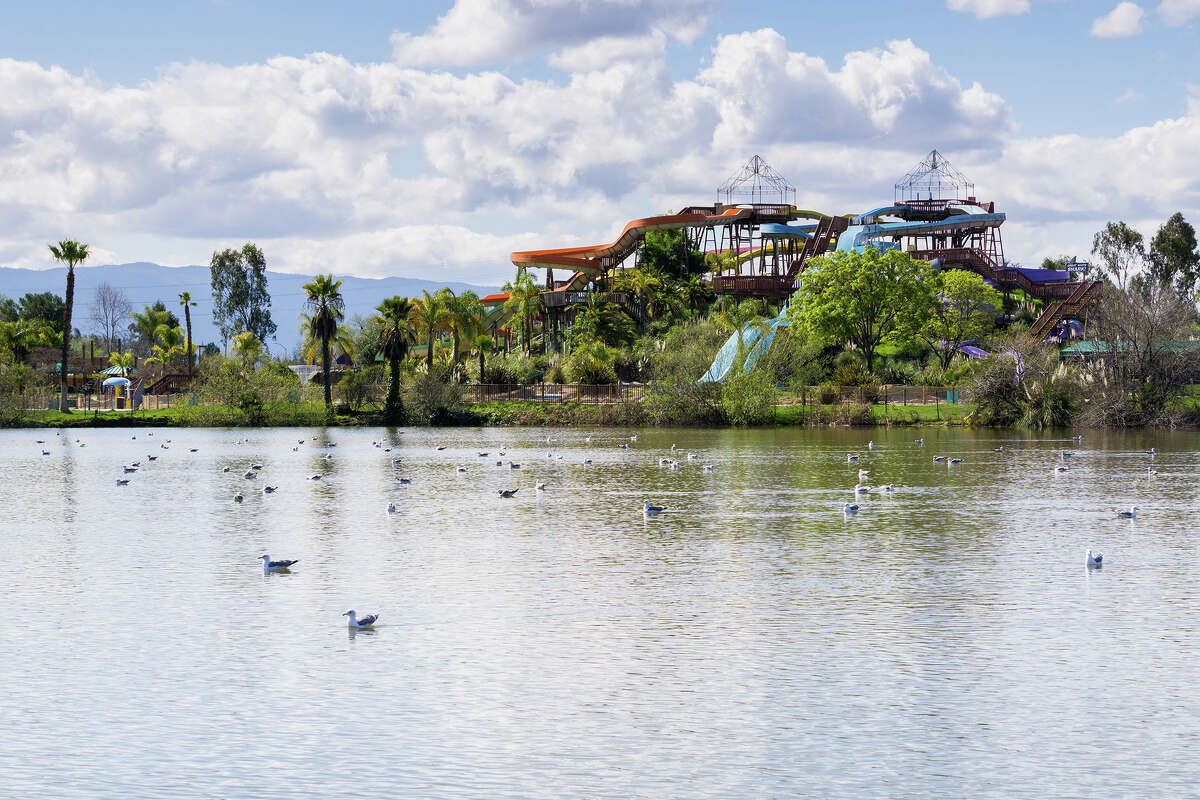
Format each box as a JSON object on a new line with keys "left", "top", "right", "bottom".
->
{"left": 1086, "top": 549, "right": 1103, "bottom": 567}
{"left": 535, "top": 481, "right": 546, "bottom": 490}
{"left": 867, "top": 441, "right": 874, "bottom": 450}
{"left": 1054, "top": 464, "right": 1069, "bottom": 473}
{"left": 643, "top": 500, "right": 665, "bottom": 516}
{"left": 843, "top": 503, "right": 860, "bottom": 514}
{"left": 914, "top": 438, "right": 924, "bottom": 445}
{"left": 847, "top": 454, "right": 860, "bottom": 462}
{"left": 116, "top": 479, "right": 130, "bottom": 486}
{"left": 702, "top": 464, "right": 715, "bottom": 472}
{"left": 387, "top": 502, "right": 397, "bottom": 513}
{"left": 1116, "top": 505, "right": 1138, "bottom": 519}
{"left": 343, "top": 610, "right": 378, "bottom": 629}
{"left": 263, "top": 486, "right": 278, "bottom": 493}
{"left": 261, "top": 555, "right": 298, "bottom": 571}
{"left": 933, "top": 456, "right": 946, "bottom": 462}
{"left": 234, "top": 493, "right": 244, "bottom": 502}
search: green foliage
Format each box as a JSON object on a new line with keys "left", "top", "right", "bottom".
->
{"left": 1148, "top": 212, "right": 1200, "bottom": 298}
{"left": 921, "top": 270, "right": 1000, "bottom": 369}
{"left": 17, "top": 292, "right": 67, "bottom": 331}
{"left": 567, "top": 292, "right": 637, "bottom": 347}
{"left": 404, "top": 363, "right": 462, "bottom": 422}
{"left": 501, "top": 268, "right": 542, "bottom": 355}
{"left": 643, "top": 378, "right": 723, "bottom": 425}
{"left": 635, "top": 316, "right": 727, "bottom": 382}
{"left": 0, "top": 294, "right": 17, "bottom": 323}
{"left": 789, "top": 248, "right": 937, "bottom": 372}
{"left": 563, "top": 341, "right": 617, "bottom": 384}
{"left": 1091, "top": 221, "right": 1145, "bottom": 291}
{"left": 719, "top": 369, "right": 777, "bottom": 426}
{"left": 639, "top": 228, "right": 705, "bottom": 280}
{"left": 964, "top": 341, "right": 1079, "bottom": 427}
{"left": 210, "top": 243, "right": 276, "bottom": 346}
{"left": 339, "top": 366, "right": 384, "bottom": 411}
{"left": 831, "top": 362, "right": 876, "bottom": 386}
{"left": 302, "top": 273, "right": 346, "bottom": 407}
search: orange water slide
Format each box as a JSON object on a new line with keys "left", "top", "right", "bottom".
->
{"left": 510, "top": 206, "right": 753, "bottom": 275}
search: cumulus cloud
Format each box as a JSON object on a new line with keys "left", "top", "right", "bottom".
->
{"left": 1091, "top": 2, "right": 1145, "bottom": 37}
{"left": 1158, "top": 0, "right": 1200, "bottom": 25}
{"left": 391, "top": 0, "right": 718, "bottom": 66}
{"left": 945, "top": 0, "right": 1031, "bottom": 18}
{"left": 1, "top": 28, "right": 1198, "bottom": 281}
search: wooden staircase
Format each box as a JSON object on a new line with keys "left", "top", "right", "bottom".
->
{"left": 1028, "top": 280, "right": 1101, "bottom": 340}
{"left": 787, "top": 216, "right": 848, "bottom": 279}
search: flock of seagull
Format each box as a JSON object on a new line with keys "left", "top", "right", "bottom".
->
{"left": 35, "top": 426, "right": 1166, "bottom": 620}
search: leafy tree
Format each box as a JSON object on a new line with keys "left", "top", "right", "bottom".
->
{"left": 302, "top": 274, "right": 345, "bottom": 408}
{"left": 18, "top": 292, "right": 67, "bottom": 330}
{"left": 569, "top": 291, "right": 636, "bottom": 348}
{"left": 564, "top": 340, "right": 617, "bottom": 384}
{"left": 471, "top": 333, "right": 495, "bottom": 385}
{"left": 48, "top": 240, "right": 89, "bottom": 411}
{"left": 230, "top": 331, "right": 263, "bottom": 371}
{"left": 0, "top": 294, "right": 17, "bottom": 322}
{"left": 210, "top": 243, "right": 276, "bottom": 348}
{"left": 410, "top": 289, "right": 452, "bottom": 369}
{"left": 920, "top": 270, "right": 1001, "bottom": 369}
{"left": 0, "top": 319, "right": 56, "bottom": 363}
{"left": 442, "top": 289, "right": 483, "bottom": 362}
{"left": 107, "top": 350, "right": 134, "bottom": 376}
{"left": 377, "top": 296, "right": 415, "bottom": 421}
{"left": 178, "top": 291, "right": 197, "bottom": 376}
{"left": 639, "top": 228, "right": 705, "bottom": 280}
{"left": 1148, "top": 212, "right": 1200, "bottom": 298}
{"left": 147, "top": 325, "right": 186, "bottom": 367}
{"left": 130, "top": 306, "right": 173, "bottom": 354}
{"left": 788, "top": 248, "right": 937, "bottom": 373}
{"left": 714, "top": 297, "right": 768, "bottom": 358}
{"left": 1091, "top": 221, "right": 1145, "bottom": 292}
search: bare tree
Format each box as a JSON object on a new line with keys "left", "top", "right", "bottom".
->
{"left": 90, "top": 282, "right": 132, "bottom": 352}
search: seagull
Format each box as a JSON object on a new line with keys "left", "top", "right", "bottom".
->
{"left": 160, "top": 443, "right": 168, "bottom": 449}
{"left": 243, "top": 470, "right": 256, "bottom": 479}
{"left": 234, "top": 493, "right": 244, "bottom": 502}
{"left": 914, "top": 438, "right": 924, "bottom": 445}
{"left": 263, "top": 486, "right": 278, "bottom": 493}
{"left": 1054, "top": 464, "right": 1069, "bottom": 472}
{"left": 582, "top": 459, "right": 592, "bottom": 465}
{"left": 396, "top": 477, "right": 412, "bottom": 484}
{"left": 686, "top": 453, "right": 697, "bottom": 460}
{"left": 343, "top": 610, "right": 378, "bottom": 629}
{"left": 643, "top": 500, "right": 665, "bottom": 516}
{"left": 586, "top": 437, "right": 593, "bottom": 443}
{"left": 948, "top": 458, "right": 964, "bottom": 465}
{"left": 659, "top": 458, "right": 670, "bottom": 465}
{"left": 1072, "top": 435, "right": 1083, "bottom": 442}
{"left": 123, "top": 465, "right": 138, "bottom": 473}
{"left": 867, "top": 441, "right": 874, "bottom": 450}
{"left": 509, "top": 462, "right": 520, "bottom": 469}
{"left": 222, "top": 466, "right": 230, "bottom": 472}
{"left": 189, "top": 448, "right": 198, "bottom": 453}
{"left": 847, "top": 454, "right": 860, "bottom": 462}
{"left": 1147, "top": 468, "right": 1158, "bottom": 477}
{"left": 630, "top": 435, "right": 638, "bottom": 442}
{"left": 436, "top": 446, "right": 447, "bottom": 451}
{"left": 116, "top": 479, "right": 130, "bottom": 486}
{"left": 298, "top": 439, "right": 305, "bottom": 445}
{"left": 261, "top": 555, "right": 298, "bottom": 571}
{"left": 387, "top": 502, "right": 397, "bottom": 513}
{"left": 702, "top": 464, "right": 715, "bottom": 472}
{"left": 854, "top": 484, "right": 871, "bottom": 494}
{"left": 1116, "top": 505, "right": 1138, "bottom": 519}
{"left": 292, "top": 447, "right": 299, "bottom": 452}
{"left": 79, "top": 443, "right": 86, "bottom": 448}
{"left": 499, "top": 451, "right": 506, "bottom": 456}
{"left": 478, "top": 452, "right": 489, "bottom": 457}
{"left": 535, "top": 481, "right": 546, "bottom": 490}
{"left": 310, "top": 474, "right": 322, "bottom": 481}
{"left": 148, "top": 455, "right": 157, "bottom": 461}
{"left": 498, "top": 489, "right": 519, "bottom": 498}
{"left": 994, "top": 446, "right": 1004, "bottom": 452}
{"left": 858, "top": 469, "right": 870, "bottom": 479}
{"left": 843, "top": 503, "right": 860, "bottom": 514}
{"left": 618, "top": 444, "right": 630, "bottom": 450}
{"left": 883, "top": 484, "right": 896, "bottom": 492}
{"left": 495, "top": 460, "right": 503, "bottom": 466}
{"left": 1061, "top": 451, "right": 1073, "bottom": 459}
{"left": 251, "top": 463, "right": 263, "bottom": 470}
{"left": 933, "top": 456, "right": 946, "bottom": 462}
{"left": 1147, "top": 448, "right": 1157, "bottom": 456}
{"left": 457, "top": 466, "right": 468, "bottom": 472}
{"left": 669, "top": 460, "right": 680, "bottom": 470}
{"left": 35, "top": 439, "right": 44, "bottom": 444}
{"left": 1086, "top": 549, "right": 1103, "bottom": 567}
{"left": 41, "top": 450, "right": 49, "bottom": 455}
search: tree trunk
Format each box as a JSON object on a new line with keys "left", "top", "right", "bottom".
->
{"left": 322, "top": 336, "right": 332, "bottom": 407}
{"left": 59, "top": 266, "right": 75, "bottom": 412}
{"left": 184, "top": 305, "right": 194, "bottom": 376}
{"left": 479, "top": 350, "right": 485, "bottom": 384}
{"left": 426, "top": 328, "right": 434, "bottom": 369}
{"left": 386, "top": 354, "right": 401, "bottom": 420}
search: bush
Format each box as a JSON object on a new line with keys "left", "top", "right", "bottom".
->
{"left": 720, "top": 370, "right": 777, "bottom": 425}
{"left": 831, "top": 362, "right": 875, "bottom": 386}
{"left": 643, "top": 378, "right": 724, "bottom": 425}
{"left": 817, "top": 382, "right": 838, "bottom": 404}
{"left": 404, "top": 363, "right": 462, "bottom": 422}
{"left": 338, "top": 366, "right": 384, "bottom": 411}
{"left": 564, "top": 342, "right": 617, "bottom": 384}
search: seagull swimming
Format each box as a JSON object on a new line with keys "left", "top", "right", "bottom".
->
{"left": 436, "top": 446, "right": 447, "bottom": 451}
{"left": 261, "top": 555, "right": 298, "bottom": 571}
{"left": 309, "top": 474, "right": 322, "bottom": 481}
{"left": 123, "top": 465, "right": 138, "bottom": 473}
{"left": 1147, "top": 468, "right": 1158, "bottom": 477}
{"left": 847, "top": 454, "right": 860, "bottom": 462}
{"left": 535, "top": 481, "right": 546, "bottom": 490}
{"left": 148, "top": 455, "right": 157, "bottom": 461}
{"left": 263, "top": 486, "right": 278, "bottom": 493}
{"left": 116, "top": 479, "right": 130, "bottom": 486}
{"left": 1116, "top": 505, "right": 1138, "bottom": 519}
{"left": 343, "top": 610, "right": 378, "bottom": 629}
{"left": 498, "top": 488, "right": 519, "bottom": 498}
{"left": 883, "top": 484, "right": 896, "bottom": 492}
{"left": 643, "top": 500, "right": 665, "bottom": 516}
{"left": 1054, "top": 464, "right": 1069, "bottom": 472}
{"left": 243, "top": 470, "right": 256, "bottom": 479}
{"left": 509, "top": 462, "right": 520, "bottom": 469}
{"left": 702, "top": 464, "right": 715, "bottom": 472}
{"left": 854, "top": 484, "right": 871, "bottom": 494}
{"left": 1147, "top": 448, "right": 1157, "bottom": 456}
{"left": 234, "top": 493, "right": 244, "bottom": 502}
{"left": 867, "top": 441, "right": 874, "bottom": 450}
{"left": 41, "top": 450, "right": 49, "bottom": 455}
{"left": 914, "top": 438, "right": 924, "bottom": 445}
{"left": 933, "top": 456, "right": 946, "bottom": 462}
{"left": 387, "top": 502, "right": 397, "bottom": 513}
{"left": 1086, "top": 549, "right": 1103, "bottom": 567}
{"left": 858, "top": 469, "right": 870, "bottom": 479}
{"left": 843, "top": 503, "right": 860, "bottom": 514}
{"left": 948, "top": 458, "right": 964, "bottom": 465}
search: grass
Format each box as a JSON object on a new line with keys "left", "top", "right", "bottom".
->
{"left": 9, "top": 402, "right": 346, "bottom": 428}
{"left": 774, "top": 400, "right": 976, "bottom": 426}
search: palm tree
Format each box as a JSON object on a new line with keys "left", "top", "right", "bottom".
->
{"left": 178, "top": 292, "right": 197, "bottom": 376}
{"left": 231, "top": 331, "right": 263, "bottom": 371}
{"left": 471, "top": 333, "right": 495, "bottom": 383}
{"left": 377, "top": 296, "right": 414, "bottom": 421}
{"left": 299, "top": 315, "right": 356, "bottom": 372}
{"left": 49, "top": 239, "right": 89, "bottom": 411}
{"left": 502, "top": 269, "right": 542, "bottom": 355}
{"left": 130, "top": 306, "right": 173, "bottom": 353}
{"left": 146, "top": 325, "right": 186, "bottom": 367}
{"left": 409, "top": 290, "right": 451, "bottom": 369}
{"left": 0, "top": 319, "right": 51, "bottom": 364}
{"left": 443, "top": 289, "right": 483, "bottom": 362}
{"left": 107, "top": 350, "right": 135, "bottom": 376}
{"left": 302, "top": 274, "right": 345, "bottom": 408}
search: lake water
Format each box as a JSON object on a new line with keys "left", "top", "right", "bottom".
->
{"left": 1, "top": 425, "right": 1199, "bottom": 798}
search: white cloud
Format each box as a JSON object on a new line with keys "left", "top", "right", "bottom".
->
{"left": 1091, "top": 2, "right": 1145, "bottom": 37}
{"left": 1115, "top": 88, "right": 1143, "bottom": 102}
{"left": 945, "top": 0, "right": 1031, "bottom": 18}
{"left": 391, "top": 0, "right": 718, "bottom": 67}
{"left": 1158, "top": 0, "right": 1200, "bottom": 25}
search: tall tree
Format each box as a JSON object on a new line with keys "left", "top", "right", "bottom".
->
{"left": 0, "top": 294, "right": 17, "bottom": 322}
{"left": 919, "top": 270, "right": 1001, "bottom": 369}
{"left": 409, "top": 290, "right": 451, "bottom": 369}
{"left": 18, "top": 292, "right": 67, "bottom": 331}
{"left": 502, "top": 269, "right": 542, "bottom": 355}
{"left": 129, "top": 306, "right": 173, "bottom": 354}
{"left": 1091, "top": 221, "right": 1145, "bottom": 292}
{"left": 471, "top": 333, "right": 495, "bottom": 384}
{"left": 48, "top": 240, "right": 89, "bottom": 412}
{"left": 210, "top": 243, "right": 276, "bottom": 348}
{"left": 1148, "top": 212, "right": 1200, "bottom": 299}
{"left": 788, "top": 249, "right": 937, "bottom": 373}
{"left": 90, "top": 283, "right": 132, "bottom": 352}
{"left": 377, "top": 296, "right": 415, "bottom": 421}
{"left": 302, "top": 274, "right": 345, "bottom": 408}
{"left": 442, "top": 289, "right": 482, "bottom": 362}
{"left": 178, "top": 291, "right": 198, "bottom": 376}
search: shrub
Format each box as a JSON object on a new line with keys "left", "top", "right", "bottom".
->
{"left": 720, "top": 369, "right": 777, "bottom": 426}
{"left": 643, "top": 378, "right": 723, "bottom": 425}
{"left": 404, "top": 363, "right": 462, "bottom": 422}
{"left": 338, "top": 366, "right": 384, "bottom": 411}
{"left": 817, "top": 382, "right": 838, "bottom": 404}
{"left": 564, "top": 342, "right": 617, "bottom": 384}
{"left": 831, "top": 362, "right": 875, "bottom": 386}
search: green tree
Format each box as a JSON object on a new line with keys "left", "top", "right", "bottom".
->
{"left": 230, "top": 331, "right": 263, "bottom": 371}
{"left": 17, "top": 292, "right": 67, "bottom": 331}
{"left": 147, "top": 325, "right": 186, "bottom": 367}
{"left": 377, "top": 296, "right": 415, "bottom": 421}
{"left": 502, "top": 268, "right": 542, "bottom": 355}
{"left": 302, "top": 274, "right": 345, "bottom": 408}
{"left": 48, "top": 240, "right": 89, "bottom": 411}
{"left": 569, "top": 291, "right": 636, "bottom": 348}
{"left": 130, "top": 306, "right": 173, "bottom": 353}
{"left": 471, "top": 333, "right": 495, "bottom": 384}
{"left": 788, "top": 248, "right": 937, "bottom": 373}
{"left": 178, "top": 291, "right": 197, "bottom": 376}
{"left": 410, "top": 290, "right": 452, "bottom": 369}
{"left": 640, "top": 228, "right": 705, "bottom": 280}
{"left": 1091, "top": 221, "right": 1145, "bottom": 292}
{"left": 0, "top": 319, "right": 53, "bottom": 363}
{"left": 442, "top": 289, "right": 483, "bottom": 362}
{"left": 210, "top": 243, "right": 276, "bottom": 348}
{"left": 1148, "top": 212, "right": 1200, "bottom": 298}
{"left": 0, "top": 294, "right": 17, "bottom": 322}
{"left": 920, "top": 270, "right": 1001, "bottom": 369}
{"left": 107, "top": 350, "right": 134, "bottom": 376}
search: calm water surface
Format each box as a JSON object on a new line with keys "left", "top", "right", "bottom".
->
{"left": 1, "top": 425, "right": 1199, "bottom": 798}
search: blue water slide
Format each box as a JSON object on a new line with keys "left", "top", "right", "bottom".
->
{"left": 699, "top": 310, "right": 792, "bottom": 383}
{"left": 759, "top": 222, "right": 814, "bottom": 239}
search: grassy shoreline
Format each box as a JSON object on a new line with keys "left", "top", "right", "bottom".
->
{"left": 3, "top": 399, "right": 978, "bottom": 428}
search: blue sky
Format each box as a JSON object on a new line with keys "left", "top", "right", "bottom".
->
{"left": 0, "top": 0, "right": 1197, "bottom": 281}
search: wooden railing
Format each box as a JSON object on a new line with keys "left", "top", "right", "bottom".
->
{"left": 711, "top": 275, "right": 793, "bottom": 295}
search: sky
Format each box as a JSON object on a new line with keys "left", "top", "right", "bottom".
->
{"left": 1, "top": 0, "right": 1198, "bottom": 285}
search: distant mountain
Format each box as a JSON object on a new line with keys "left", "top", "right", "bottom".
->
{"left": 0, "top": 262, "right": 500, "bottom": 353}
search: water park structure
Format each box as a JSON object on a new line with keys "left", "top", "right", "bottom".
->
{"left": 508, "top": 152, "right": 1100, "bottom": 377}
